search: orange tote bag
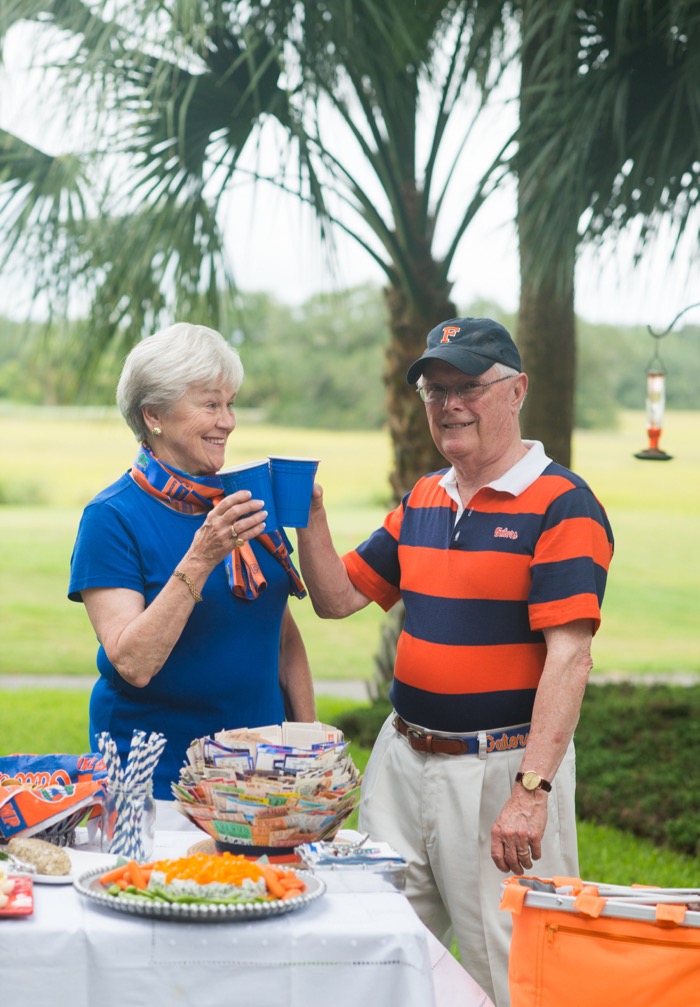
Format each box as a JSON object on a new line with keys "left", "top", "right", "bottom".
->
{"left": 500, "top": 876, "right": 700, "bottom": 1007}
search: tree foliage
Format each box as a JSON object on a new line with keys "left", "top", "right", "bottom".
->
{"left": 2, "top": 290, "right": 698, "bottom": 429}
{"left": 515, "top": 0, "right": 700, "bottom": 464}
{"left": 515, "top": 0, "right": 700, "bottom": 284}
{"left": 1, "top": 1, "right": 698, "bottom": 470}
{"left": 0, "top": 0, "right": 522, "bottom": 494}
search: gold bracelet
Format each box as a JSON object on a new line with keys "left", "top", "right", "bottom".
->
{"left": 173, "top": 568, "right": 203, "bottom": 603}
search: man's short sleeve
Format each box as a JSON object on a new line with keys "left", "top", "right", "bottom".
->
{"left": 341, "top": 504, "right": 404, "bottom": 612}
{"left": 528, "top": 486, "right": 613, "bottom": 633}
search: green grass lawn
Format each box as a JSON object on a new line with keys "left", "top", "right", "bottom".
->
{"left": 1, "top": 405, "right": 699, "bottom": 682}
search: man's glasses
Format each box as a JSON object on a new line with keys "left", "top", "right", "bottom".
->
{"left": 417, "top": 375, "right": 516, "bottom": 406}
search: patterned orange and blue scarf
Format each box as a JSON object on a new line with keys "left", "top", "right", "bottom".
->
{"left": 131, "top": 444, "right": 306, "bottom": 601}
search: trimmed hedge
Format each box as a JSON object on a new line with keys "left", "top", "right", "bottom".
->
{"left": 574, "top": 683, "right": 700, "bottom": 857}
{"left": 335, "top": 684, "right": 700, "bottom": 858}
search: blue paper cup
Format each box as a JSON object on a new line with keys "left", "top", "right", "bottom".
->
{"left": 268, "top": 456, "right": 320, "bottom": 528}
{"left": 217, "top": 459, "right": 277, "bottom": 531}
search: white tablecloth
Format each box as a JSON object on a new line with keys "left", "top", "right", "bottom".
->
{"left": 1, "top": 808, "right": 493, "bottom": 1007}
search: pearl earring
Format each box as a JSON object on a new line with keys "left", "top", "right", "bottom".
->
{"left": 152, "top": 426, "right": 162, "bottom": 437}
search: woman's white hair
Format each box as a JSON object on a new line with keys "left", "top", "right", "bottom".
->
{"left": 117, "top": 323, "right": 245, "bottom": 441}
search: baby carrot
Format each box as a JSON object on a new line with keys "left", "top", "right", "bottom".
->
{"left": 281, "top": 887, "right": 304, "bottom": 900}
{"left": 278, "top": 875, "right": 304, "bottom": 890}
{"left": 126, "top": 860, "right": 149, "bottom": 890}
{"left": 99, "top": 863, "right": 131, "bottom": 886}
{"left": 259, "top": 864, "right": 286, "bottom": 900}
{"left": 99, "top": 861, "right": 154, "bottom": 888}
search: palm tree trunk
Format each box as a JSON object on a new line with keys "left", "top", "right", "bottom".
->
{"left": 516, "top": 0, "right": 579, "bottom": 469}
{"left": 372, "top": 273, "right": 455, "bottom": 695}
{"left": 383, "top": 281, "right": 456, "bottom": 501}
{"left": 517, "top": 268, "right": 576, "bottom": 467}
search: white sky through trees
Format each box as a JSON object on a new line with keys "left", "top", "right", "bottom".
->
{"left": 1, "top": 22, "right": 698, "bottom": 331}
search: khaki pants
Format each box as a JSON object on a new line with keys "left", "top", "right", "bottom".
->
{"left": 359, "top": 715, "right": 579, "bottom": 1007}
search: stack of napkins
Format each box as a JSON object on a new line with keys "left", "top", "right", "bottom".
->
{"left": 172, "top": 723, "right": 361, "bottom": 849}
{"left": 297, "top": 830, "right": 408, "bottom": 891}
{"left": 297, "top": 835, "right": 405, "bottom": 868}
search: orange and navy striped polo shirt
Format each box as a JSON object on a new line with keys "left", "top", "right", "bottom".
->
{"left": 342, "top": 445, "right": 614, "bottom": 732}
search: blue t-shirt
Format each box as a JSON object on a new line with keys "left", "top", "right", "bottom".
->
{"left": 68, "top": 473, "right": 293, "bottom": 798}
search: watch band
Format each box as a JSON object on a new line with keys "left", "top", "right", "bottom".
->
{"left": 515, "top": 771, "right": 552, "bottom": 792}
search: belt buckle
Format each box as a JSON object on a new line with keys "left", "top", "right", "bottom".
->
{"left": 406, "top": 725, "right": 430, "bottom": 751}
{"left": 401, "top": 722, "right": 431, "bottom": 752}
{"left": 406, "top": 725, "right": 425, "bottom": 742}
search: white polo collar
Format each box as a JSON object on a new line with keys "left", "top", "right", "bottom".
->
{"left": 439, "top": 440, "right": 552, "bottom": 520}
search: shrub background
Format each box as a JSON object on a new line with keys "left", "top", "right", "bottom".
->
{"left": 574, "top": 684, "right": 700, "bottom": 857}
{"left": 332, "top": 684, "right": 700, "bottom": 860}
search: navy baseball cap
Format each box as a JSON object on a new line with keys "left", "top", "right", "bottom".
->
{"left": 406, "top": 317, "right": 522, "bottom": 384}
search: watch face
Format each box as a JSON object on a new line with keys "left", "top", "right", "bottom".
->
{"left": 521, "top": 771, "right": 541, "bottom": 790}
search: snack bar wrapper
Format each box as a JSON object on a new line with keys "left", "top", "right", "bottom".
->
{"left": 0, "top": 753, "right": 107, "bottom": 840}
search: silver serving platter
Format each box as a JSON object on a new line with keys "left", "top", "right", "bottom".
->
{"left": 74, "top": 866, "right": 325, "bottom": 922}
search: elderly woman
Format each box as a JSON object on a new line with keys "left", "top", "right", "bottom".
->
{"left": 68, "top": 323, "right": 315, "bottom": 798}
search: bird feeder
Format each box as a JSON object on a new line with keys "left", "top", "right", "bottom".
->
{"left": 634, "top": 360, "right": 672, "bottom": 461}
{"left": 634, "top": 301, "right": 700, "bottom": 461}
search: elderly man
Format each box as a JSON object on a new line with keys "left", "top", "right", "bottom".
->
{"left": 296, "top": 317, "right": 614, "bottom": 1007}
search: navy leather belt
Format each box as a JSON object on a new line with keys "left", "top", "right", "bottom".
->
{"left": 393, "top": 715, "right": 530, "bottom": 756}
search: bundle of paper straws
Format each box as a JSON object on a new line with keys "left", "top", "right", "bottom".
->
{"left": 97, "top": 730, "right": 167, "bottom": 859}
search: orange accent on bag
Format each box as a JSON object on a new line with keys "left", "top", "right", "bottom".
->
{"left": 656, "top": 904, "right": 687, "bottom": 926}
{"left": 573, "top": 886, "right": 606, "bottom": 918}
{"left": 501, "top": 876, "right": 700, "bottom": 1007}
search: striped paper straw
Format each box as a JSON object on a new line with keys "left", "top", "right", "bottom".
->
{"left": 129, "top": 732, "right": 166, "bottom": 792}
{"left": 124, "top": 730, "right": 147, "bottom": 788}
{"left": 109, "top": 730, "right": 165, "bottom": 858}
{"left": 96, "top": 732, "right": 123, "bottom": 788}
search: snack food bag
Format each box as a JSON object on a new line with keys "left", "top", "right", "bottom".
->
{"left": 0, "top": 753, "right": 106, "bottom": 841}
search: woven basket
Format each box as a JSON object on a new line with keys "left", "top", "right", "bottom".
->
{"left": 34, "top": 808, "right": 86, "bottom": 847}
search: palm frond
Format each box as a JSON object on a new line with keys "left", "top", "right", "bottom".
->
{"left": 516, "top": 0, "right": 700, "bottom": 280}
{"left": 0, "top": 129, "right": 90, "bottom": 303}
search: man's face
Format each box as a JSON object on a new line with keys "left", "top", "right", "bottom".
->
{"left": 420, "top": 360, "right": 526, "bottom": 469}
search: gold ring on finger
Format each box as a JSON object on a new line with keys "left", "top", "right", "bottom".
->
{"left": 231, "top": 525, "right": 246, "bottom": 549}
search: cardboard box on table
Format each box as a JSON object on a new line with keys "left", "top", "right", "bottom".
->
{"left": 500, "top": 876, "right": 700, "bottom": 1007}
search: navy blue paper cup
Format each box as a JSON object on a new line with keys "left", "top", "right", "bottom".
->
{"left": 217, "top": 459, "right": 277, "bottom": 530}
{"left": 268, "top": 456, "right": 319, "bottom": 528}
